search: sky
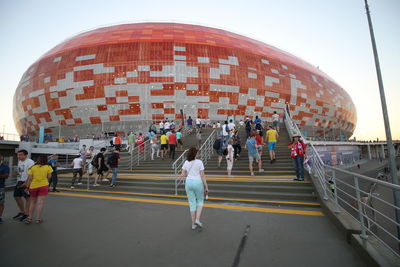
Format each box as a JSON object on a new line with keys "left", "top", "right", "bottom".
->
{"left": 0, "top": 0, "right": 399, "bottom": 141}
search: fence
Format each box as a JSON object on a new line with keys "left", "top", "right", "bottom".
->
{"left": 284, "top": 110, "right": 400, "bottom": 257}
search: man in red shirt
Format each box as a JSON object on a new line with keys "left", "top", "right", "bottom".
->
{"left": 168, "top": 131, "right": 177, "bottom": 160}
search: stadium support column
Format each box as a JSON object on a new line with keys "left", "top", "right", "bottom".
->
{"left": 364, "top": 0, "right": 400, "bottom": 245}
{"left": 367, "top": 144, "right": 372, "bottom": 160}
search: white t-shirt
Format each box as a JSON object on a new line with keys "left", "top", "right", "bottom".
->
{"left": 228, "top": 123, "right": 235, "bottom": 131}
{"left": 164, "top": 122, "right": 170, "bottom": 129}
{"left": 182, "top": 159, "right": 204, "bottom": 181}
{"left": 272, "top": 114, "right": 280, "bottom": 122}
{"left": 217, "top": 122, "right": 221, "bottom": 128}
{"left": 239, "top": 120, "right": 244, "bottom": 126}
{"left": 17, "top": 158, "right": 35, "bottom": 182}
{"left": 196, "top": 118, "right": 201, "bottom": 125}
{"left": 222, "top": 124, "right": 229, "bottom": 136}
{"left": 159, "top": 122, "right": 164, "bottom": 129}
{"left": 73, "top": 158, "right": 83, "bottom": 169}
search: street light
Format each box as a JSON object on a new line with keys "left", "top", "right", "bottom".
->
{"left": 364, "top": 0, "right": 400, "bottom": 242}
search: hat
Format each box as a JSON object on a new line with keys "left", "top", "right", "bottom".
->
{"left": 291, "top": 131, "right": 301, "bottom": 138}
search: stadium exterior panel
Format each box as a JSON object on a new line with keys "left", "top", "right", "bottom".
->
{"left": 13, "top": 23, "right": 357, "bottom": 138}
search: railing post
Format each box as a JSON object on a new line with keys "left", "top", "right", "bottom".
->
{"left": 322, "top": 165, "right": 329, "bottom": 200}
{"left": 354, "top": 175, "right": 369, "bottom": 239}
{"left": 130, "top": 149, "right": 133, "bottom": 171}
{"left": 332, "top": 170, "right": 340, "bottom": 213}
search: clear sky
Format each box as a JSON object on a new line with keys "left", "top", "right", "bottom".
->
{"left": 0, "top": 0, "right": 399, "bottom": 140}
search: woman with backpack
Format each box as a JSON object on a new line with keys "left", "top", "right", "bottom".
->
{"left": 181, "top": 147, "right": 209, "bottom": 230}
{"left": 213, "top": 134, "right": 224, "bottom": 168}
{"left": 24, "top": 155, "right": 53, "bottom": 224}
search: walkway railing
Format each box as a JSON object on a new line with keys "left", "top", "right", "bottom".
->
{"left": 0, "top": 133, "right": 20, "bottom": 142}
{"left": 121, "top": 139, "right": 151, "bottom": 170}
{"left": 173, "top": 129, "right": 216, "bottom": 195}
{"left": 284, "top": 110, "right": 400, "bottom": 257}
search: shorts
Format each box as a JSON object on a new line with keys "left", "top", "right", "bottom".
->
{"left": 177, "top": 139, "right": 183, "bottom": 145}
{"left": 0, "top": 188, "right": 5, "bottom": 204}
{"left": 97, "top": 165, "right": 109, "bottom": 175}
{"left": 215, "top": 149, "right": 223, "bottom": 156}
{"left": 268, "top": 142, "right": 277, "bottom": 150}
{"left": 257, "top": 145, "right": 263, "bottom": 152}
{"left": 29, "top": 185, "right": 49, "bottom": 197}
{"left": 273, "top": 121, "right": 279, "bottom": 127}
{"left": 161, "top": 144, "right": 168, "bottom": 150}
{"left": 14, "top": 181, "right": 29, "bottom": 198}
{"left": 248, "top": 153, "right": 261, "bottom": 162}
{"left": 188, "top": 125, "right": 193, "bottom": 129}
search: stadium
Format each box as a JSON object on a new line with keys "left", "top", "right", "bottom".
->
{"left": 13, "top": 22, "right": 357, "bottom": 139}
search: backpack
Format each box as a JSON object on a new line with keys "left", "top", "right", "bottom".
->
{"left": 91, "top": 153, "right": 99, "bottom": 168}
{"left": 213, "top": 139, "right": 221, "bottom": 150}
{"left": 107, "top": 153, "right": 117, "bottom": 165}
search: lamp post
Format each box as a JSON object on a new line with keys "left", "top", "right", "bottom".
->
{"left": 364, "top": 0, "right": 400, "bottom": 241}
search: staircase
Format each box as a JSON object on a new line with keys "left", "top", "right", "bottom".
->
{"left": 56, "top": 123, "right": 320, "bottom": 213}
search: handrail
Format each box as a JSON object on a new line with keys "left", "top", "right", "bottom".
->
{"left": 284, "top": 110, "right": 400, "bottom": 257}
{"left": 173, "top": 129, "right": 216, "bottom": 195}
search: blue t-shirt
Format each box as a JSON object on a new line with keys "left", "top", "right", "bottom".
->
{"left": 0, "top": 162, "right": 10, "bottom": 188}
{"left": 48, "top": 159, "right": 57, "bottom": 171}
{"left": 254, "top": 118, "right": 262, "bottom": 124}
{"left": 246, "top": 139, "right": 257, "bottom": 155}
{"left": 187, "top": 118, "right": 193, "bottom": 126}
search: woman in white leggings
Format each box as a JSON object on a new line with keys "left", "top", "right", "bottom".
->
{"left": 150, "top": 135, "right": 160, "bottom": 160}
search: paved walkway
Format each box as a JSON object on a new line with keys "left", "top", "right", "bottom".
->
{"left": 1, "top": 192, "right": 365, "bottom": 267}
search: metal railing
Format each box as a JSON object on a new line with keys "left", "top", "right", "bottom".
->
{"left": 0, "top": 133, "right": 20, "bottom": 142}
{"left": 173, "top": 129, "right": 216, "bottom": 195}
{"left": 284, "top": 110, "right": 400, "bottom": 257}
{"left": 125, "top": 139, "right": 151, "bottom": 170}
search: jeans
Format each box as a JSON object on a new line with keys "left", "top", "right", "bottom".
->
{"left": 245, "top": 128, "right": 251, "bottom": 139}
{"left": 111, "top": 168, "right": 118, "bottom": 185}
{"left": 292, "top": 156, "right": 304, "bottom": 179}
{"left": 49, "top": 171, "right": 58, "bottom": 189}
{"left": 222, "top": 135, "right": 229, "bottom": 147}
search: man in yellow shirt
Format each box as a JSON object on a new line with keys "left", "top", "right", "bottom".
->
{"left": 266, "top": 125, "right": 279, "bottom": 164}
{"left": 160, "top": 133, "right": 168, "bottom": 160}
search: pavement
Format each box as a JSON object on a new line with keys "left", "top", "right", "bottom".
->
{"left": 0, "top": 191, "right": 365, "bottom": 267}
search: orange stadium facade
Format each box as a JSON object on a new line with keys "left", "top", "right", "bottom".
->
{"left": 13, "top": 22, "right": 356, "bottom": 138}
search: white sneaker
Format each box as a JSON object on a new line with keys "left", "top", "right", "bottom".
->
{"left": 250, "top": 173, "right": 255, "bottom": 176}
{"left": 93, "top": 184, "right": 100, "bottom": 187}
{"left": 70, "top": 186, "right": 75, "bottom": 189}
{"left": 258, "top": 169, "right": 264, "bottom": 172}
{"left": 77, "top": 182, "right": 83, "bottom": 185}
{"left": 102, "top": 179, "right": 109, "bottom": 182}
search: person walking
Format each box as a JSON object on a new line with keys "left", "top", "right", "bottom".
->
{"left": 213, "top": 134, "right": 224, "bottom": 167}
{"left": 114, "top": 135, "right": 122, "bottom": 151}
{"left": 94, "top": 148, "right": 110, "bottom": 186}
{"left": 128, "top": 132, "right": 136, "bottom": 152}
{"left": 13, "top": 149, "right": 35, "bottom": 222}
{"left": 79, "top": 145, "right": 88, "bottom": 171}
{"left": 47, "top": 154, "right": 60, "bottom": 192}
{"left": 254, "top": 115, "right": 263, "bottom": 137}
{"left": 266, "top": 125, "right": 279, "bottom": 163}
{"left": 160, "top": 132, "right": 168, "bottom": 160}
{"left": 226, "top": 139, "right": 234, "bottom": 177}
{"left": 0, "top": 155, "right": 10, "bottom": 223}
{"left": 272, "top": 111, "right": 280, "bottom": 132}
{"left": 232, "top": 130, "right": 242, "bottom": 159}
{"left": 245, "top": 134, "right": 264, "bottom": 176}
{"left": 85, "top": 146, "right": 95, "bottom": 182}
{"left": 222, "top": 121, "right": 230, "bottom": 146}
{"left": 70, "top": 154, "right": 83, "bottom": 188}
{"left": 150, "top": 134, "right": 160, "bottom": 160}
{"left": 180, "top": 147, "right": 209, "bottom": 230}
{"left": 196, "top": 130, "right": 202, "bottom": 149}
{"left": 108, "top": 148, "right": 120, "bottom": 188}
{"left": 137, "top": 133, "right": 144, "bottom": 153}
{"left": 176, "top": 130, "right": 183, "bottom": 150}
{"left": 288, "top": 134, "right": 307, "bottom": 181}
{"left": 245, "top": 118, "right": 252, "bottom": 139}
{"left": 24, "top": 155, "right": 53, "bottom": 224}
{"left": 159, "top": 121, "right": 164, "bottom": 134}
{"left": 169, "top": 130, "right": 177, "bottom": 160}
{"left": 255, "top": 130, "right": 264, "bottom": 158}
{"left": 187, "top": 116, "right": 193, "bottom": 133}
